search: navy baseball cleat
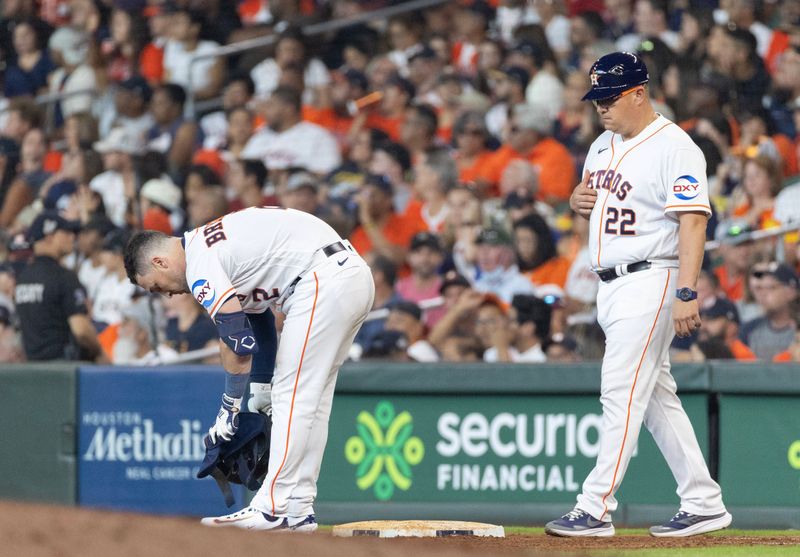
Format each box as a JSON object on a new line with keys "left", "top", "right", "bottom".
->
{"left": 649, "top": 511, "right": 732, "bottom": 537}
{"left": 545, "top": 508, "right": 615, "bottom": 537}
{"left": 200, "top": 506, "right": 290, "bottom": 530}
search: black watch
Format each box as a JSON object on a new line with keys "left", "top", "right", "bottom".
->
{"left": 676, "top": 287, "right": 697, "bottom": 302}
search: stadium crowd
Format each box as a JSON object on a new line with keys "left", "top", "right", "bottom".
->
{"left": 0, "top": 0, "right": 799, "bottom": 365}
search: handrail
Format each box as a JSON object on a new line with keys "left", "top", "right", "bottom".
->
{"left": 704, "top": 222, "right": 800, "bottom": 251}
{"left": 0, "top": 87, "right": 98, "bottom": 114}
{"left": 184, "top": 0, "right": 449, "bottom": 116}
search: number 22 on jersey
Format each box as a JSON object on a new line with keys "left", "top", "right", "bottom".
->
{"left": 603, "top": 207, "right": 636, "bottom": 236}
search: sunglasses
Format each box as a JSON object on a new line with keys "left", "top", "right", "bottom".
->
{"left": 592, "top": 86, "right": 641, "bottom": 109}
{"left": 459, "top": 128, "right": 484, "bottom": 136}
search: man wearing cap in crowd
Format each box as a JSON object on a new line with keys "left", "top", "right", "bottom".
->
{"left": 90, "top": 126, "right": 146, "bottom": 228}
{"left": 407, "top": 45, "right": 446, "bottom": 105}
{"left": 470, "top": 224, "right": 537, "bottom": 304}
{"left": 396, "top": 231, "right": 445, "bottom": 327}
{"left": 697, "top": 296, "right": 756, "bottom": 360}
{"left": 740, "top": 262, "right": 799, "bottom": 361}
{"left": 92, "top": 228, "right": 137, "bottom": 329}
{"left": 280, "top": 171, "right": 321, "bottom": 216}
{"left": 140, "top": 177, "right": 183, "bottom": 235}
{"left": 14, "top": 211, "right": 105, "bottom": 362}
{"left": 113, "top": 296, "right": 179, "bottom": 365}
{"left": 486, "top": 66, "right": 530, "bottom": 139}
{"left": 384, "top": 300, "right": 438, "bottom": 362}
{"left": 101, "top": 75, "right": 154, "bottom": 140}
{"left": 479, "top": 103, "right": 575, "bottom": 203}
{"left": 47, "top": 26, "right": 95, "bottom": 125}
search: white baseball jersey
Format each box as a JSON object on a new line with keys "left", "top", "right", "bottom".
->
{"left": 240, "top": 121, "right": 341, "bottom": 174}
{"left": 183, "top": 207, "right": 343, "bottom": 317}
{"left": 585, "top": 114, "right": 711, "bottom": 270}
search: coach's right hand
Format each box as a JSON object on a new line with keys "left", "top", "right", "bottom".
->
{"left": 570, "top": 171, "right": 597, "bottom": 219}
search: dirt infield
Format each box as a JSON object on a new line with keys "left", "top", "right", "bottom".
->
{"left": 3, "top": 501, "right": 798, "bottom": 557}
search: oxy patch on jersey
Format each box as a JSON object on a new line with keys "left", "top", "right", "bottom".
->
{"left": 673, "top": 175, "right": 700, "bottom": 200}
{"left": 192, "top": 279, "right": 216, "bottom": 309}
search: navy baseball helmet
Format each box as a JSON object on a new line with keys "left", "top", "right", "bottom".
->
{"left": 582, "top": 52, "right": 649, "bottom": 101}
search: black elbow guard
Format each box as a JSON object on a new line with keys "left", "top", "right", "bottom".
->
{"left": 215, "top": 311, "right": 259, "bottom": 356}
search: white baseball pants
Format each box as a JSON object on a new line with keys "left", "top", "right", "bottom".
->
{"left": 576, "top": 267, "right": 726, "bottom": 521}
{"left": 250, "top": 253, "right": 374, "bottom": 517}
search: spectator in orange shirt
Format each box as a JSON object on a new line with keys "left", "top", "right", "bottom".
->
{"left": 478, "top": 103, "right": 576, "bottom": 203}
{"left": 697, "top": 296, "right": 756, "bottom": 360}
{"left": 140, "top": 6, "right": 171, "bottom": 84}
{"left": 303, "top": 68, "right": 369, "bottom": 147}
{"left": 731, "top": 154, "right": 782, "bottom": 230}
{"left": 513, "top": 213, "right": 571, "bottom": 291}
{"left": 404, "top": 149, "right": 458, "bottom": 233}
{"left": 364, "top": 75, "right": 414, "bottom": 141}
{"left": 350, "top": 174, "right": 426, "bottom": 266}
{"left": 453, "top": 111, "right": 494, "bottom": 189}
{"left": 712, "top": 220, "right": 755, "bottom": 302}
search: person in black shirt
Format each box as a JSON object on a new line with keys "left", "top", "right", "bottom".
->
{"left": 14, "top": 211, "right": 106, "bottom": 361}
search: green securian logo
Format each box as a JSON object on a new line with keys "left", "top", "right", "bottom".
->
{"left": 345, "top": 401, "right": 424, "bottom": 501}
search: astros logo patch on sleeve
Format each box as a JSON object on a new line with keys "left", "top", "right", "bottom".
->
{"left": 192, "top": 279, "right": 216, "bottom": 309}
{"left": 672, "top": 175, "right": 701, "bottom": 200}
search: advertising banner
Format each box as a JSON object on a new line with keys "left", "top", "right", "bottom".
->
{"left": 718, "top": 395, "right": 800, "bottom": 507}
{"left": 317, "top": 394, "right": 709, "bottom": 509}
{"left": 77, "top": 366, "right": 238, "bottom": 516}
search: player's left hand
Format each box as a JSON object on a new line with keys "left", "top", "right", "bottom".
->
{"left": 207, "top": 394, "right": 242, "bottom": 445}
{"left": 673, "top": 300, "right": 701, "bottom": 337}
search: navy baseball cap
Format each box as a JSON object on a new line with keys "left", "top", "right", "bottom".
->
{"left": 365, "top": 174, "right": 394, "bottom": 196}
{"left": 119, "top": 75, "right": 152, "bottom": 102}
{"left": 502, "top": 66, "right": 531, "bottom": 89}
{"left": 700, "top": 297, "right": 740, "bottom": 324}
{"left": 582, "top": 52, "right": 649, "bottom": 102}
{"left": 410, "top": 232, "right": 442, "bottom": 252}
{"left": 389, "top": 300, "right": 423, "bottom": 321}
{"left": 28, "top": 210, "right": 80, "bottom": 243}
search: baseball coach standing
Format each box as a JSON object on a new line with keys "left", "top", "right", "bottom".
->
{"left": 544, "top": 53, "right": 731, "bottom": 538}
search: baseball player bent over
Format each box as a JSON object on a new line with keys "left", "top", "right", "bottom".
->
{"left": 544, "top": 53, "right": 731, "bottom": 538}
{"left": 124, "top": 207, "right": 375, "bottom": 531}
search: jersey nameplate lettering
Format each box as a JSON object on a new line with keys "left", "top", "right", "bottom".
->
{"left": 204, "top": 218, "right": 227, "bottom": 247}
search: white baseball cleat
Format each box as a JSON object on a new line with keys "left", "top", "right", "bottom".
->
{"left": 288, "top": 514, "right": 318, "bottom": 532}
{"left": 201, "top": 506, "right": 289, "bottom": 530}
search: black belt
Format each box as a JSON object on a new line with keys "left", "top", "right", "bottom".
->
{"left": 322, "top": 241, "right": 347, "bottom": 257}
{"left": 285, "top": 242, "right": 350, "bottom": 295}
{"left": 596, "top": 261, "right": 651, "bottom": 283}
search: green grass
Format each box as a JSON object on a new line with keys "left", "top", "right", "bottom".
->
{"left": 504, "top": 526, "right": 800, "bottom": 537}
{"left": 602, "top": 549, "right": 800, "bottom": 557}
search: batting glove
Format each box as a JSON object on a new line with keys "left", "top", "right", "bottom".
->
{"left": 246, "top": 382, "right": 272, "bottom": 416}
{"left": 207, "top": 394, "right": 241, "bottom": 444}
